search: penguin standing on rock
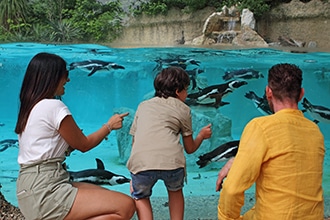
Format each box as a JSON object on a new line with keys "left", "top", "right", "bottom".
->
{"left": 176, "top": 30, "right": 185, "bottom": 45}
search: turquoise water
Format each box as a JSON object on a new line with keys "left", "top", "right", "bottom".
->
{"left": 0, "top": 43, "right": 329, "bottom": 215}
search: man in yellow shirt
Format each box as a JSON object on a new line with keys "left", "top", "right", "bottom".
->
{"left": 216, "top": 63, "right": 325, "bottom": 220}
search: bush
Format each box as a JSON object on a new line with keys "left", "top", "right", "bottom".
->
{"left": 132, "top": 0, "right": 270, "bottom": 18}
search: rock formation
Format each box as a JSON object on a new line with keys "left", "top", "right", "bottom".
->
{"left": 112, "top": 0, "right": 330, "bottom": 50}
{"left": 191, "top": 6, "right": 268, "bottom": 47}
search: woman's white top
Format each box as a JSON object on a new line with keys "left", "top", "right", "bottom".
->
{"left": 18, "top": 99, "right": 71, "bottom": 165}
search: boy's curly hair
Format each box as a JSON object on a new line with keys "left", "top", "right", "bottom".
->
{"left": 154, "top": 66, "right": 190, "bottom": 98}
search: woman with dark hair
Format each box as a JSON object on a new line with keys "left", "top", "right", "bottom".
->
{"left": 127, "top": 66, "right": 212, "bottom": 220}
{"left": 15, "top": 52, "right": 135, "bottom": 220}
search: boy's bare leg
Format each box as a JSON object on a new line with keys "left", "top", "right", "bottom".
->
{"left": 135, "top": 197, "right": 153, "bottom": 220}
{"left": 168, "top": 189, "right": 184, "bottom": 220}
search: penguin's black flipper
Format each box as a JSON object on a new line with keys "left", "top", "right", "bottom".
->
{"left": 88, "top": 67, "right": 99, "bottom": 76}
{"left": 95, "top": 158, "right": 105, "bottom": 170}
{"left": 196, "top": 156, "right": 211, "bottom": 168}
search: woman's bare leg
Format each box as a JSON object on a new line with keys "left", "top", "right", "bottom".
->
{"left": 168, "top": 189, "right": 184, "bottom": 220}
{"left": 64, "top": 182, "right": 135, "bottom": 220}
{"left": 135, "top": 198, "right": 153, "bottom": 220}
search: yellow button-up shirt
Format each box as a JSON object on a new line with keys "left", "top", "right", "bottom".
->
{"left": 218, "top": 109, "right": 325, "bottom": 220}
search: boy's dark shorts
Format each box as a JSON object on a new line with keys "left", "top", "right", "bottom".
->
{"left": 130, "top": 167, "right": 184, "bottom": 199}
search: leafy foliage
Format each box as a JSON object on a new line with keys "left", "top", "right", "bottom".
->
{"left": 136, "top": 2, "right": 169, "bottom": 15}
{"left": 132, "top": 0, "right": 270, "bottom": 17}
{"left": 0, "top": 0, "right": 124, "bottom": 43}
{"left": 0, "top": 0, "right": 30, "bottom": 31}
{"left": 182, "top": 0, "right": 222, "bottom": 12}
{"left": 221, "top": 0, "right": 270, "bottom": 17}
{"left": 48, "top": 20, "right": 81, "bottom": 42}
{"left": 65, "top": 0, "right": 124, "bottom": 42}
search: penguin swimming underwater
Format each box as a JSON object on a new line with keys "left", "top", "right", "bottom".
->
{"left": 0, "top": 139, "right": 19, "bottom": 152}
{"left": 156, "top": 58, "right": 200, "bottom": 67}
{"left": 69, "top": 158, "right": 130, "bottom": 186}
{"left": 186, "top": 80, "right": 247, "bottom": 108}
{"left": 196, "top": 140, "right": 240, "bottom": 168}
{"left": 223, "top": 68, "right": 264, "bottom": 81}
{"left": 245, "top": 91, "right": 273, "bottom": 115}
{"left": 185, "top": 99, "right": 230, "bottom": 108}
{"left": 69, "top": 60, "right": 125, "bottom": 76}
{"left": 153, "top": 57, "right": 200, "bottom": 72}
{"left": 301, "top": 98, "right": 330, "bottom": 124}
{"left": 186, "top": 68, "right": 205, "bottom": 90}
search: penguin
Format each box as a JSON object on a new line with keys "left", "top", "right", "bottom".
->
{"left": 69, "top": 60, "right": 125, "bottom": 76}
{"left": 153, "top": 57, "right": 200, "bottom": 72}
{"left": 186, "top": 80, "right": 247, "bottom": 108}
{"left": 196, "top": 140, "right": 240, "bottom": 168}
{"left": 69, "top": 158, "right": 130, "bottom": 186}
{"left": 185, "top": 99, "right": 230, "bottom": 108}
{"left": 223, "top": 68, "right": 264, "bottom": 81}
{"left": 186, "top": 68, "right": 204, "bottom": 90}
{"left": 244, "top": 91, "right": 273, "bottom": 115}
{"left": 0, "top": 139, "right": 19, "bottom": 152}
{"left": 301, "top": 98, "right": 330, "bottom": 124}
{"left": 176, "top": 30, "right": 185, "bottom": 45}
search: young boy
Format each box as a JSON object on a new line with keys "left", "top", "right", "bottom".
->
{"left": 127, "top": 66, "right": 212, "bottom": 220}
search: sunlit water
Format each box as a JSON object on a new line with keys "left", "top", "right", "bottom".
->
{"left": 0, "top": 43, "right": 329, "bottom": 216}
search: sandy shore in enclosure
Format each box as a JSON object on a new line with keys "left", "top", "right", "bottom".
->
{"left": 1, "top": 191, "right": 329, "bottom": 220}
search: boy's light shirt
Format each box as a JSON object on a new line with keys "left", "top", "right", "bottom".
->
{"left": 127, "top": 96, "right": 193, "bottom": 174}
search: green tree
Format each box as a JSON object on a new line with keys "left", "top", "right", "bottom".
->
{"left": 30, "top": 0, "right": 76, "bottom": 24}
{"left": 66, "top": 0, "right": 124, "bottom": 42}
{"left": 23, "top": 0, "right": 79, "bottom": 42}
{"left": 0, "top": 0, "right": 30, "bottom": 30}
{"left": 132, "top": 0, "right": 270, "bottom": 17}
{"left": 48, "top": 20, "right": 81, "bottom": 42}
{"left": 222, "top": 0, "right": 270, "bottom": 18}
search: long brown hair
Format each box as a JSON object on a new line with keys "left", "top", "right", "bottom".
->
{"left": 15, "top": 52, "right": 68, "bottom": 134}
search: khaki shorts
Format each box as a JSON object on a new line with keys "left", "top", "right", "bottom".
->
{"left": 17, "top": 157, "right": 78, "bottom": 220}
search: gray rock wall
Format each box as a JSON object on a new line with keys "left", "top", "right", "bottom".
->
{"left": 257, "top": 0, "right": 330, "bottom": 50}
{"left": 112, "top": 7, "right": 215, "bottom": 47}
{"left": 111, "top": 1, "right": 330, "bottom": 50}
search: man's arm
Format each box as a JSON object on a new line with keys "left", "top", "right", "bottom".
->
{"left": 217, "top": 120, "right": 266, "bottom": 220}
{"left": 216, "top": 158, "right": 235, "bottom": 192}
